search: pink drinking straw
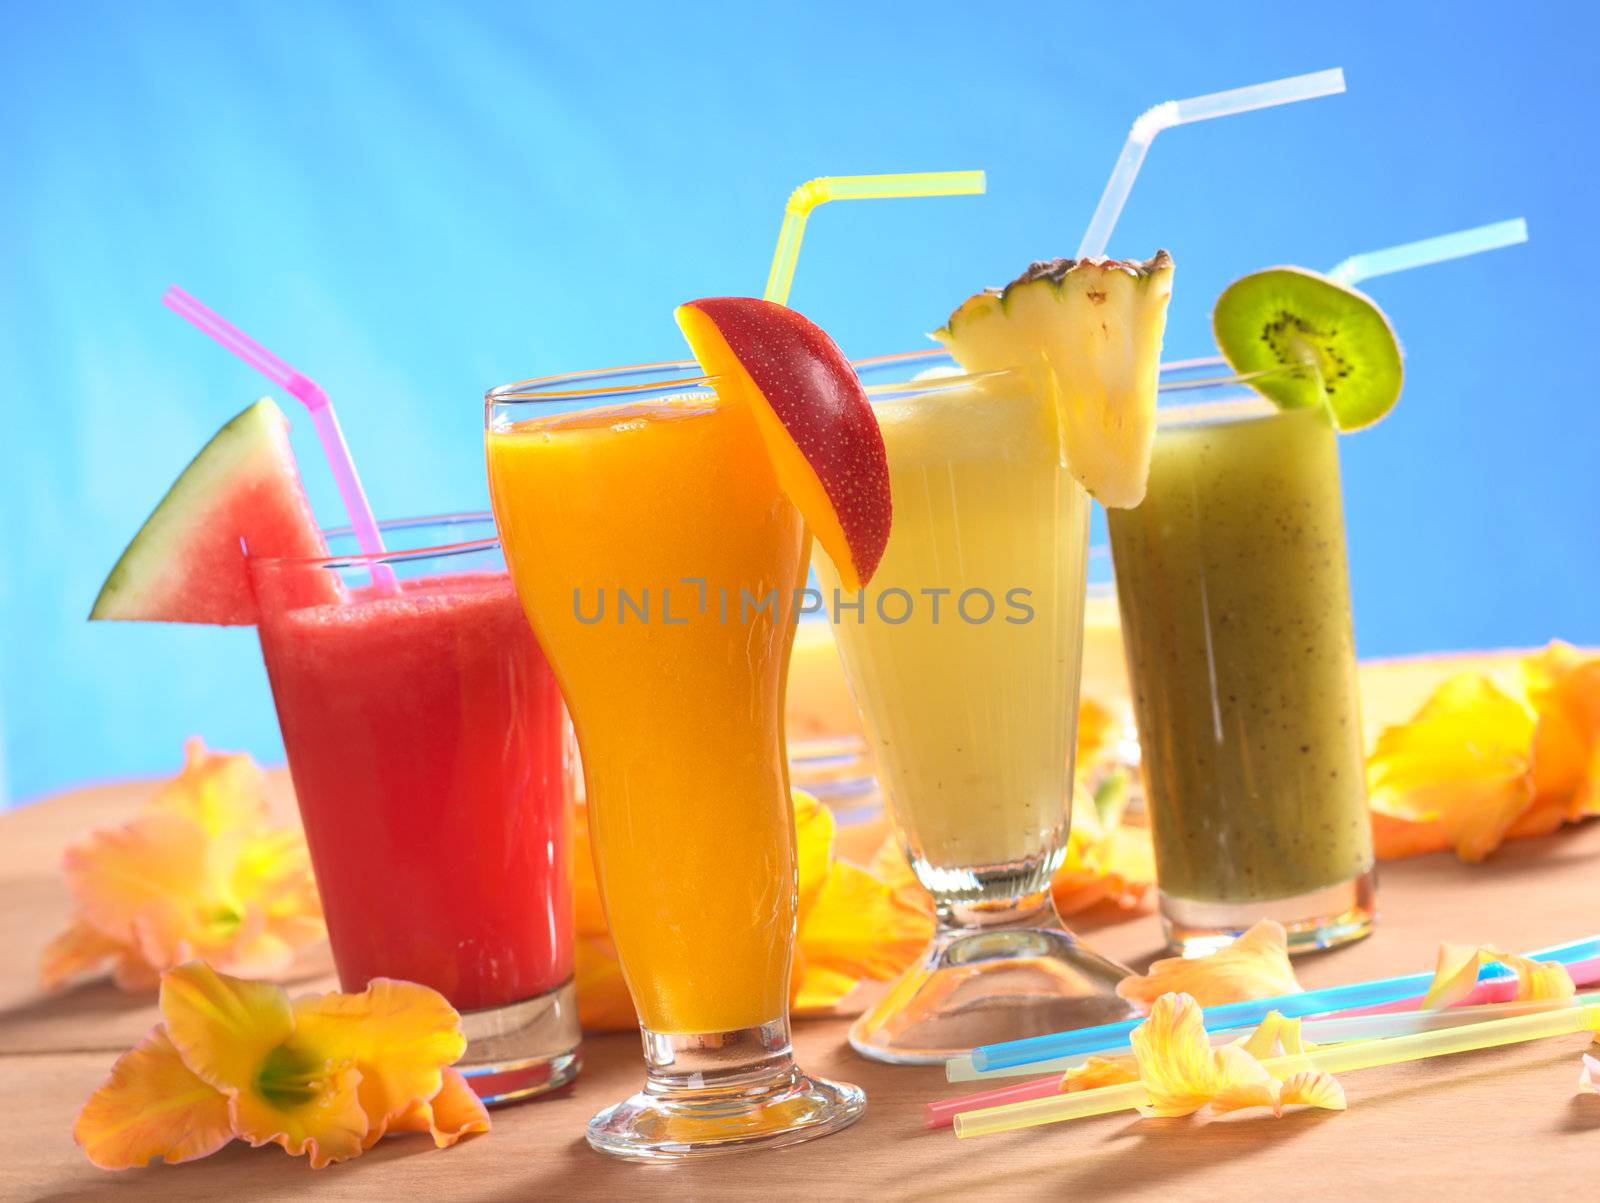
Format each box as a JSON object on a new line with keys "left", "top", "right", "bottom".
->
{"left": 162, "top": 285, "right": 397, "bottom": 591}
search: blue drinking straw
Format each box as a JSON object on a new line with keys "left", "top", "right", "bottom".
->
{"left": 968, "top": 934, "right": 1600, "bottom": 1072}
{"left": 1326, "top": 218, "right": 1528, "bottom": 285}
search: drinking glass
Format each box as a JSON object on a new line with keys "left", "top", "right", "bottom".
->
{"left": 1106, "top": 362, "right": 1377, "bottom": 954}
{"left": 485, "top": 364, "right": 864, "bottom": 1160}
{"left": 815, "top": 351, "right": 1136, "bottom": 1065}
{"left": 249, "top": 515, "right": 580, "bottom": 1103}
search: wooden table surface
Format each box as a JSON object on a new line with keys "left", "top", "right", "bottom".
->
{"left": 4, "top": 651, "right": 1598, "bottom": 1200}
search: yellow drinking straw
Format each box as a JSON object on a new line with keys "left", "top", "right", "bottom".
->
{"left": 953, "top": 1004, "right": 1600, "bottom": 1139}
{"left": 763, "top": 171, "right": 986, "bottom": 306}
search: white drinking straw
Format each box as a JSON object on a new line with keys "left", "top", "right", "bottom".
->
{"left": 1077, "top": 68, "right": 1346, "bottom": 260}
{"left": 1326, "top": 218, "right": 1529, "bottom": 285}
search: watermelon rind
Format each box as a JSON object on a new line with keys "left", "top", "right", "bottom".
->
{"left": 89, "top": 397, "right": 332, "bottom": 625}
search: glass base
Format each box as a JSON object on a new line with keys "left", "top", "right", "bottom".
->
{"left": 457, "top": 978, "right": 582, "bottom": 1105}
{"left": 586, "top": 1018, "right": 865, "bottom": 1161}
{"left": 848, "top": 894, "right": 1138, "bottom": 1065}
{"left": 1160, "top": 866, "right": 1378, "bottom": 956}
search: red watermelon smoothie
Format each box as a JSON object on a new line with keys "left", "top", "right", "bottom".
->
{"left": 250, "top": 514, "right": 580, "bottom": 1103}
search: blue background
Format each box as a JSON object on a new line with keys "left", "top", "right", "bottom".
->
{"left": 3, "top": 1, "right": 1595, "bottom": 805}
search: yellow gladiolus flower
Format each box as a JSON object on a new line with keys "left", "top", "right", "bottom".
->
{"left": 1368, "top": 643, "right": 1600, "bottom": 862}
{"left": 1117, "top": 921, "right": 1302, "bottom": 1011}
{"left": 75, "top": 963, "right": 488, "bottom": 1171}
{"left": 570, "top": 790, "right": 933, "bottom": 1030}
{"left": 1422, "top": 944, "right": 1576, "bottom": 1009}
{"left": 1129, "top": 994, "right": 1345, "bottom": 1118}
{"left": 42, "top": 739, "right": 324, "bottom": 991}
{"left": 1061, "top": 1002, "right": 1344, "bottom": 1119}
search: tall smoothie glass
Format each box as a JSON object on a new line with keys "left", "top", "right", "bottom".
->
{"left": 1107, "top": 363, "right": 1376, "bottom": 954}
{"left": 485, "top": 364, "right": 865, "bottom": 1160}
{"left": 249, "top": 515, "right": 580, "bottom": 1104}
{"left": 815, "top": 352, "right": 1136, "bottom": 1065}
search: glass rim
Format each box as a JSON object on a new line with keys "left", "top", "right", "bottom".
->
{"left": 246, "top": 511, "right": 500, "bottom": 570}
{"left": 484, "top": 349, "right": 1014, "bottom": 409}
{"left": 1156, "top": 358, "right": 1325, "bottom": 427}
{"left": 484, "top": 350, "right": 1318, "bottom": 430}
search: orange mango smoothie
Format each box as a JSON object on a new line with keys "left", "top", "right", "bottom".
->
{"left": 487, "top": 396, "right": 807, "bottom": 1036}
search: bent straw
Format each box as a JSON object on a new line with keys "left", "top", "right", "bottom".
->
{"left": 954, "top": 1003, "right": 1600, "bottom": 1138}
{"left": 763, "top": 171, "right": 986, "bottom": 306}
{"left": 928, "top": 991, "right": 1600, "bottom": 1126}
{"left": 948, "top": 953, "right": 1600, "bottom": 1082}
{"left": 162, "top": 286, "right": 396, "bottom": 590}
{"left": 1327, "top": 218, "right": 1528, "bottom": 286}
{"left": 969, "top": 934, "right": 1600, "bottom": 1071}
{"left": 1077, "top": 68, "right": 1345, "bottom": 260}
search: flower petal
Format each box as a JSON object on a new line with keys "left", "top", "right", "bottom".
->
{"left": 63, "top": 813, "right": 215, "bottom": 949}
{"left": 793, "top": 789, "right": 835, "bottom": 928}
{"left": 1579, "top": 1053, "right": 1600, "bottom": 1094}
{"left": 1118, "top": 921, "right": 1301, "bottom": 1011}
{"left": 1422, "top": 944, "right": 1576, "bottom": 1009}
{"left": 573, "top": 934, "right": 638, "bottom": 1032}
{"left": 1060, "top": 1055, "right": 1142, "bottom": 1093}
{"left": 798, "top": 861, "right": 931, "bottom": 989}
{"left": 1131, "top": 993, "right": 1275, "bottom": 1117}
{"left": 1370, "top": 811, "right": 1453, "bottom": 861}
{"left": 48, "top": 742, "right": 324, "bottom": 993}
{"left": 1279, "top": 1069, "right": 1347, "bottom": 1111}
{"left": 291, "top": 978, "right": 466, "bottom": 1146}
{"left": 389, "top": 1069, "right": 492, "bottom": 1148}
{"left": 1076, "top": 696, "right": 1119, "bottom": 768}
{"left": 1207, "top": 1052, "right": 1284, "bottom": 1116}
{"left": 150, "top": 737, "right": 274, "bottom": 835}
{"left": 74, "top": 1025, "right": 235, "bottom": 1170}
{"left": 160, "top": 962, "right": 296, "bottom": 1093}
{"left": 1236, "top": 1010, "right": 1314, "bottom": 1066}
{"left": 41, "top": 919, "right": 130, "bottom": 990}
{"left": 1522, "top": 643, "right": 1600, "bottom": 819}
{"left": 230, "top": 1062, "right": 368, "bottom": 1169}
{"left": 1367, "top": 674, "right": 1537, "bottom": 862}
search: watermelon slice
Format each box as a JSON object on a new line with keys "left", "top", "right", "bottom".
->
{"left": 89, "top": 398, "right": 338, "bottom": 625}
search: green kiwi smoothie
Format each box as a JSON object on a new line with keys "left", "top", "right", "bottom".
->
{"left": 1106, "top": 397, "right": 1374, "bottom": 907}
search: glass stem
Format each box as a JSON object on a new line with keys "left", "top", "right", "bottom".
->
{"left": 935, "top": 884, "right": 1061, "bottom": 936}
{"left": 637, "top": 1018, "right": 801, "bottom": 1101}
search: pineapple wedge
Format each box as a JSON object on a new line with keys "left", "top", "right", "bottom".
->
{"left": 933, "top": 251, "right": 1174, "bottom": 508}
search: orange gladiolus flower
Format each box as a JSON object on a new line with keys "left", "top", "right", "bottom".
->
{"left": 570, "top": 791, "right": 932, "bottom": 1030}
{"left": 75, "top": 963, "right": 488, "bottom": 1170}
{"left": 1117, "top": 921, "right": 1302, "bottom": 1011}
{"left": 42, "top": 739, "right": 324, "bottom": 991}
{"left": 1368, "top": 643, "right": 1600, "bottom": 862}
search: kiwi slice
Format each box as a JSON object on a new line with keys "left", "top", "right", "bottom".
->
{"left": 1212, "top": 266, "right": 1403, "bottom": 430}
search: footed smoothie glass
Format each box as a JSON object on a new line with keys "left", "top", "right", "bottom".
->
{"left": 815, "top": 352, "right": 1136, "bottom": 1065}
{"left": 486, "top": 364, "right": 864, "bottom": 1161}
{"left": 1106, "top": 363, "right": 1377, "bottom": 954}
{"left": 249, "top": 515, "right": 580, "bottom": 1104}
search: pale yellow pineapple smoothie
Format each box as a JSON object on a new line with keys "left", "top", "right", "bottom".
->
{"left": 817, "top": 374, "right": 1089, "bottom": 896}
